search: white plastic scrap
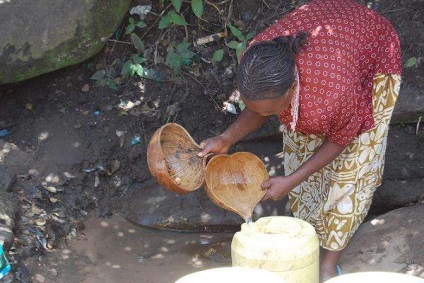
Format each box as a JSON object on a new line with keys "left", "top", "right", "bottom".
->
{"left": 223, "top": 102, "right": 237, "bottom": 114}
{"left": 130, "top": 5, "right": 152, "bottom": 20}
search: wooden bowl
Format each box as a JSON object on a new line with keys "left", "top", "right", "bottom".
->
{"left": 147, "top": 123, "right": 205, "bottom": 195}
{"left": 204, "top": 152, "right": 269, "bottom": 221}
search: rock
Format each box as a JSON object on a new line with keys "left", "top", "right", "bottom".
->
{"left": 0, "top": 224, "right": 14, "bottom": 251}
{"left": 384, "top": 124, "right": 424, "bottom": 180}
{"left": 0, "top": 190, "right": 17, "bottom": 252}
{"left": 122, "top": 177, "right": 290, "bottom": 232}
{"left": 392, "top": 83, "right": 424, "bottom": 124}
{"left": 0, "top": 190, "right": 17, "bottom": 229}
{"left": 0, "top": 141, "right": 33, "bottom": 175}
{"left": 0, "top": 165, "right": 15, "bottom": 192}
{"left": 122, "top": 138, "right": 290, "bottom": 232}
{"left": 0, "top": 0, "right": 132, "bottom": 85}
{"left": 373, "top": 179, "right": 424, "bottom": 213}
{"left": 121, "top": 180, "right": 243, "bottom": 232}
{"left": 340, "top": 204, "right": 424, "bottom": 277}
{"left": 34, "top": 274, "right": 45, "bottom": 283}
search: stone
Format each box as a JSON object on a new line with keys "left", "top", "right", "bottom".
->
{"left": 0, "top": 141, "right": 33, "bottom": 175}
{"left": 373, "top": 179, "right": 424, "bottom": 213}
{"left": 0, "top": 0, "right": 132, "bottom": 85}
{"left": 122, "top": 138, "right": 290, "bottom": 232}
{"left": 34, "top": 274, "right": 46, "bottom": 283}
{"left": 0, "top": 224, "right": 14, "bottom": 251}
{"left": 0, "top": 165, "right": 15, "bottom": 192}
{"left": 384, "top": 124, "right": 424, "bottom": 180}
{"left": 121, "top": 178, "right": 290, "bottom": 232}
{"left": 0, "top": 190, "right": 17, "bottom": 229}
{"left": 340, "top": 204, "right": 424, "bottom": 278}
{"left": 392, "top": 83, "right": 424, "bottom": 124}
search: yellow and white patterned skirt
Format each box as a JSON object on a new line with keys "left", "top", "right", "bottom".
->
{"left": 284, "top": 74, "right": 401, "bottom": 251}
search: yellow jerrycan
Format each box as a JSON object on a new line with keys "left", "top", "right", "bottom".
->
{"left": 231, "top": 216, "right": 319, "bottom": 283}
{"left": 325, "top": 272, "right": 424, "bottom": 283}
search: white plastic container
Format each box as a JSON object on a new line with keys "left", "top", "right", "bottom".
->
{"left": 325, "top": 272, "right": 424, "bottom": 283}
{"left": 231, "top": 216, "right": 319, "bottom": 283}
{"left": 175, "top": 267, "right": 286, "bottom": 283}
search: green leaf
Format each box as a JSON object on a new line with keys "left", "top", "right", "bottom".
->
{"left": 211, "top": 49, "right": 224, "bottom": 63}
{"left": 106, "top": 79, "right": 118, "bottom": 90}
{"left": 166, "top": 50, "right": 182, "bottom": 73}
{"left": 135, "top": 21, "right": 147, "bottom": 28}
{"left": 130, "top": 33, "right": 145, "bottom": 52}
{"left": 245, "top": 32, "right": 255, "bottom": 41}
{"left": 129, "top": 18, "right": 135, "bottom": 25}
{"left": 133, "top": 64, "right": 145, "bottom": 77}
{"left": 404, "top": 57, "right": 417, "bottom": 68}
{"left": 131, "top": 54, "right": 146, "bottom": 64}
{"left": 228, "top": 41, "right": 240, "bottom": 49}
{"left": 229, "top": 24, "right": 245, "bottom": 41}
{"left": 171, "top": 0, "right": 182, "bottom": 12}
{"left": 90, "top": 69, "right": 106, "bottom": 80}
{"left": 191, "top": 0, "right": 204, "bottom": 18}
{"left": 159, "top": 14, "right": 171, "bottom": 29}
{"left": 125, "top": 24, "right": 135, "bottom": 35}
{"left": 170, "top": 11, "right": 187, "bottom": 26}
{"left": 235, "top": 42, "right": 247, "bottom": 62}
{"left": 237, "top": 100, "right": 246, "bottom": 111}
{"left": 121, "top": 61, "right": 132, "bottom": 75}
{"left": 176, "top": 42, "right": 190, "bottom": 53}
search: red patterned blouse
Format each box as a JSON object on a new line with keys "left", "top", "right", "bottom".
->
{"left": 249, "top": 0, "right": 402, "bottom": 145}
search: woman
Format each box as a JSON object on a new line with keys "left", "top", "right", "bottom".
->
{"left": 198, "top": 0, "right": 402, "bottom": 281}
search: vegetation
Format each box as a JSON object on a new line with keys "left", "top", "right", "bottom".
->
{"left": 90, "top": 0, "right": 255, "bottom": 89}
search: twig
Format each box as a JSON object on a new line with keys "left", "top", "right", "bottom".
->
{"left": 227, "top": 0, "right": 233, "bottom": 22}
{"left": 141, "top": 3, "right": 172, "bottom": 40}
{"left": 205, "top": 0, "right": 223, "bottom": 14}
{"left": 142, "top": 121, "right": 148, "bottom": 145}
{"left": 381, "top": 7, "right": 406, "bottom": 14}
{"left": 416, "top": 116, "right": 422, "bottom": 136}
{"left": 106, "top": 39, "right": 133, "bottom": 45}
{"left": 261, "top": 0, "right": 271, "bottom": 10}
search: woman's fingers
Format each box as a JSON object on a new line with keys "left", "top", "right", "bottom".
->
{"left": 197, "top": 140, "right": 213, "bottom": 157}
{"left": 261, "top": 180, "right": 271, "bottom": 190}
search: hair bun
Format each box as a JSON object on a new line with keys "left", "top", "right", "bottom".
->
{"left": 273, "top": 31, "right": 309, "bottom": 55}
{"left": 291, "top": 31, "right": 308, "bottom": 54}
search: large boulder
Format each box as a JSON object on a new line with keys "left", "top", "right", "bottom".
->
{"left": 340, "top": 204, "right": 424, "bottom": 278}
{"left": 0, "top": 0, "right": 131, "bottom": 85}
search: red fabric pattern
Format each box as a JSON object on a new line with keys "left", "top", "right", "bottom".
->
{"left": 250, "top": 0, "right": 402, "bottom": 145}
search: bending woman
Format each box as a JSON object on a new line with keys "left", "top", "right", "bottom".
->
{"left": 198, "top": 0, "right": 402, "bottom": 281}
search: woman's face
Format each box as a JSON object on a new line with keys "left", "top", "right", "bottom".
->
{"left": 241, "top": 82, "right": 296, "bottom": 116}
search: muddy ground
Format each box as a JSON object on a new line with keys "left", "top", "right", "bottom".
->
{"left": 0, "top": 0, "right": 423, "bottom": 282}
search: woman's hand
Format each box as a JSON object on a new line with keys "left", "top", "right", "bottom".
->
{"left": 261, "top": 175, "right": 298, "bottom": 201}
{"left": 197, "top": 135, "right": 231, "bottom": 157}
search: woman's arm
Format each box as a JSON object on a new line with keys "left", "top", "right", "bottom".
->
{"left": 198, "top": 108, "right": 269, "bottom": 156}
{"left": 262, "top": 139, "right": 347, "bottom": 200}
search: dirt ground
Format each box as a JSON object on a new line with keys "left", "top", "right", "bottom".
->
{"left": 0, "top": 0, "right": 423, "bottom": 282}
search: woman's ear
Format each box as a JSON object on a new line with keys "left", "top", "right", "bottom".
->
{"left": 290, "top": 79, "right": 298, "bottom": 91}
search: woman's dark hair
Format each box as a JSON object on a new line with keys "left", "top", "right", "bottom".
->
{"left": 237, "top": 31, "right": 308, "bottom": 100}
